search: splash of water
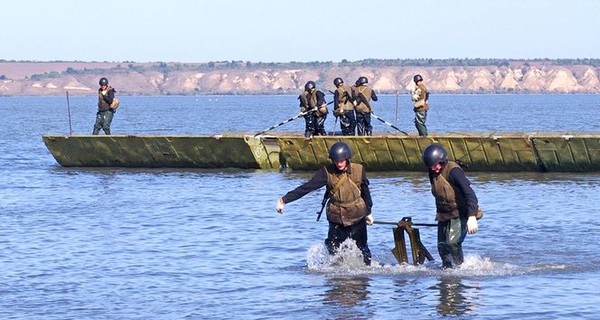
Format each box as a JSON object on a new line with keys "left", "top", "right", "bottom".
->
{"left": 306, "top": 244, "right": 564, "bottom": 278}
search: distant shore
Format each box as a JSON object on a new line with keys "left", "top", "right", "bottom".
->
{"left": 1, "top": 59, "right": 599, "bottom": 96}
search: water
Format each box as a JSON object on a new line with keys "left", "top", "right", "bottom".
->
{"left": 1, "top": 94, "right": 600, "bottom": 319}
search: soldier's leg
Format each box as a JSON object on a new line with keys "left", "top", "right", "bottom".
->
{"left": 364, "top": 113, "right": 372, "bottom": 136}
{"left": 340, "top": 114, "right": 352, "bottom": 135}
{"left": 350, "top": 219, "right": 372, "bottom": 266}
{"left": 325, "top": 222, "right": 347, "bottom": 255}
{"left": 316, "top": 114, "right": 327, "bottom": 135}
{"left": 414, "top": 111, "right": 428, "bottom": 136}
{"left": 93, "top": 111, "right": 104, "bottom": 135}
{"left": 447, "top": 217, "right": 467, "bottom": 266}
{"left": 348, "top": 111, "right": 357, "bottom": 136}
{"left": 102, "top": 110, "right": 114, "bottom": 135}
{"left": 304, "top": 114, "right": 314, "bottom": 138}
{"left": 356, "top": 112, "right": 366, "bottom": 136}
{"left": 437, "top": 218, "right": 467, "bottom": 268}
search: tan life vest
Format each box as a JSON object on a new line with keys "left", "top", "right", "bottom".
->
{"left": 300, "top": 90, "right": 317, "bottom": 112}
{"left": 325, "top": 163, "right": 368, "bottom": 226}
{"left": 335, "top": 85, "right": 354, "bottom": 113}
{"left": 431, "top": 161, "right": 463, "bottom": 221}
{"left": 353, "top": 85, "right": 373, "bottom": 113}
{"left": 412, "top": 83, "right": 429, "bottom": 111}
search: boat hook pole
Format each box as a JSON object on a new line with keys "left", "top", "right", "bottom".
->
{"left": 373, "top": 220, "right": 437, "bottom": 227}
{"left": 66, "top": 91, "right": 73, "bottom": 136}
{"left": 254, "top": 101, "right": 333, "bottom": 137}
{"left": 370, "top": 113, "right": 409, "bottom": 136}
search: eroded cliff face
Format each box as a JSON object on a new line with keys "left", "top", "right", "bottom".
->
{"left": 1, "top": 62, "right": 599, "bottom": 96}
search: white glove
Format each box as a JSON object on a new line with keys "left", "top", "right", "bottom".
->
{"left": 467, "top": 215, "right": 478, "bottom": 234}
{"left": 101, "top": 90, "right": 108, "bottom": 96}
{"left": 276, "top": 198, "right": 285, "bottom": 214}
{"left": 365, "top": 214, "right": 374, "bottom": 225}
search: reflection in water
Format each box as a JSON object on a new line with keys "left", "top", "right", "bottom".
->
{"left": 323, "top": 276, "right": 370, "bottom": 307}
{"left": 321, "top": 276, "right": 373, "bottom": 319}
{"left": 435, "top": 276, "right": 478, "bottom": 316}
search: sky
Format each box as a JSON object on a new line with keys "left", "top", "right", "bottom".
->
{"left": 3, "top": 0, "right": 599, "bottom": 63}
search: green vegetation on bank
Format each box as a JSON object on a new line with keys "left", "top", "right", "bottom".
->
{"left": 2, "top": 58, "right": 600, "bottom": 82}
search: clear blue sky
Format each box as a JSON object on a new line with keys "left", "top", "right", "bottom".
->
{"left": 3, "top": 0, "right": 599, "bottom": 63}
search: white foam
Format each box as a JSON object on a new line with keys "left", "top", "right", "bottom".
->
{"left": 306, "top": 244, "right": 567, "bottom": 278}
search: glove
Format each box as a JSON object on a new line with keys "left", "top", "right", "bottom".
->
{"left": 276, "top": 198, "right": 285, "bottom": 214}
{"left": 467, "top": 215, "right": 478, "bottom": 234}
{"left": 365, "top": 214, "right": 374, "bottom": 225}
{"left": 101, "top": 90, "right": 108, "bottom": 96}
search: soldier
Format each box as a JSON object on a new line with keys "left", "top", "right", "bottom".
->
{"left": 422, "top": 143, "right": 481, "bottom": 269}
{"left": 276, "top": 142, "right": 374, "bottom": 266}
{"left": 412, "top": 74, "right": 429, "bottom": 136}
{"left": 93, "top": 77, "right": 118, "bottom": 135}
{"left": 332, "top": 77, "right": 356, "bottom": 136}
{"left": 298, "top": 81, "right": 328, "bottom": 138}
{"left": 352, "top": 76, "right": 377, "bottom": 136}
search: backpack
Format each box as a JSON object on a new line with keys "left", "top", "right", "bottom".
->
{"left": 110, "top": 97, "right": 120, "bottom": 110}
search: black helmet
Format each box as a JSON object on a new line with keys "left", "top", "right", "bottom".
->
{"left": 356, "top": 76, "right": 368, "bottom": 86}
{"left": 99, "top": 77, "right": 109, "bottom": 86}
{"left": 329, "top": 142, "right": 352, "bottom": 162}
{"left": 333, "top": 77, "right": 344, "bottom": 87}
{"left": 304, "top": 81, "right": 316, "bottom": 91}
{"left": 422, "top": 143, "right": 448, "bottom": 167}
{"left": 413, "top": 74, "right": 423, "bottom": 83}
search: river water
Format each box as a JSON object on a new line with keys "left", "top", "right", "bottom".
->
{"left": 1, "top": 94, "right": 600, "bottom": 319}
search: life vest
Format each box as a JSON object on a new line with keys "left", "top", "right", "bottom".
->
{"left": 431, "top": 161, "right": 464, "bottom": 221}
{"left": 352, "top": 85, "right": 373, "bottom": 113}
{"left": 412, "top": 83, "right": 429, "bottom": 111}
{"left": 300, "top": 90, "right": 318, "bottom": 112}
{"left": 97, "top": 86, "right": 116, "bottom": 111}
{"left": 325, "top": 162, "right": 368, "bottom": 226}
{"left": 335, "top": 85, "right": 354, "bottom": 112}
{"left": 299, "top": 90, "right": 327, "bottom": 116}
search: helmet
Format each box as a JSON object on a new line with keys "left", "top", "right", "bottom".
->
{"left": 333, "top": 77, "right": 344, "bottom": 87}
{"left": 304, "top": 81, "right": 316, "bottom": 91}
{"left": 422, "top": 143, "right": 448, "bottom": 167}
{"left": 328, "top": 142, "right": 352, "bottom": 162}
{"left": 413, "top": 74, "right": 423, "bottom": 83}
{"left": 99, "top": 77, "right": 109, "bottom": 86}
{"left": 356, "top": 76, "right": 368, "bottom": 86}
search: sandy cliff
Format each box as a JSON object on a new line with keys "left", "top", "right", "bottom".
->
{"left": 1, "top": 61, "right": 599, "bottom": 96}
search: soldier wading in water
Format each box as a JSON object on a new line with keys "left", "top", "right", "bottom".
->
{"left": 276, "top": 142, "right": 374, "bottom": 265}
{"left": 423, "top": 143, "right": 481, "bottom": 269}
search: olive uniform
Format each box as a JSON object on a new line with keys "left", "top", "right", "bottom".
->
{"left": 412, "top": 75, "right": 429, "bottom": 136}
{"left": 278, "top": 142, "right": 374, "bottom": 265}
{"left": 352, "top": 77, "right": 377, "bottom": 136}
{"left": 93, "top": 77, "right": 117, "bottom": 135}
{"left": 429, "top": 161, "right": 479, "bottom": 268}
{"left": 333, "top": 78, "right": 356, "bottom": 136}
{"left": 299, "top": 81, "right": 328, "bottom": 138}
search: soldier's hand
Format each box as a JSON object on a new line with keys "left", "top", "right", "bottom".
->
{"left": 467, "top": 215, "right": 478, "bottom": 234}
{"left": 365, "top": 214, "right": 374, "bottom": 225}
{"left": 276, "top": 198, "right": 285, "bottom": 214}
{"left": 101, "top": 90, "right": 108, "bottom": 96}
